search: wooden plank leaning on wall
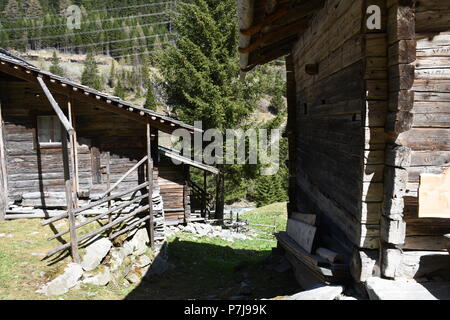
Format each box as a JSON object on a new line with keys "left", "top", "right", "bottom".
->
{"left": 0, "top": 100, "right": 7, "bottom": 220}
{"left": 147, "top": 119, "right": 155, "bottom": 249}
{"left": 37, "top": 76, "right": 80, "bottom": 262}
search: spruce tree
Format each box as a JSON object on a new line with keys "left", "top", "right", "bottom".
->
{"left": 49, "top": 51, "right": 64, "bottom": 76}
{"left": 23, "top": 0, "right": 43, "bottom": 18}
{"left": 144, "top": 86, "right": 157, "bottom": 110}
{"left": 155, "top": 0, "right": 263, "bottom": 220}
{"left": 81, "top": 52, "right": 102, "bottom": 91}
{"left": 4, "top": 0, "right": 21, "bottom": 18}
{"left": 108, "top": 61, "right": 116, "bottom": 88}
{"left": 113, "top": 80, "right": 126, "bottom": 99}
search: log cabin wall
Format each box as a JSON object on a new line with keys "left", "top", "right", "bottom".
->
{"left": 290, "top": 0, "right": 371, "bottom": 257}
{"left": 157, "top": 157, "right": 190, "bottom": 225}
{"left": 380, "top": 0, "right": 450, "bottom": 280}
{"left": 0, "top": 79, "right": 160, "bottom": 208}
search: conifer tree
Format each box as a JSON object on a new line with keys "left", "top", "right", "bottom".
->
{"left": 108, "top": 61, "right": 116, "bottom": 88}
{"left": 144, "top": 85, "right": 157, "bottom": 110}
{"left": 23, "top": 0, "right": 43, "bottom": 18}
{"left": 49, "top": 51, "right": 64, "bottom": 76}
{"left": 113, "top": 80, "right": 126, "bottom": 99}
{"left": 81, "top": 52, "right": 102, "bottom": 91}
{"left": 155, "top": 0, "right": 263, "bottom": 219}
{"left": 4, "top": 0, "right": 21, "bottom": 18}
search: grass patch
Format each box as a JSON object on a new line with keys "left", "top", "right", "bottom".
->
{"left": 0, "top": 202, "right": 299, "bottom": 300}
{"left": 239, "top": 202, "right": 288, "bottom": 240}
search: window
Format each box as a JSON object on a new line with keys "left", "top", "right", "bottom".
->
{"left": 37, "top": 116, "right": 62, "bottom": 147}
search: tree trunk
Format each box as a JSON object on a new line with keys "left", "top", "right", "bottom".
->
{"left": 215, "top": 166, "right": 224, "bottom": 223}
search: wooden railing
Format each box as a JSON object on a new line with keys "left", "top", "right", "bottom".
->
{"left": 43, "top": 155, "right": 154, "bottom": 261}
{"left": 187, "top": 179, "right": 214, "bottom": 220}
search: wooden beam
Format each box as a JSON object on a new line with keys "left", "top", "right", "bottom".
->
{"left": 0, "top": 100, "right": 7, "bottom": 221}
{"left": 147, "top": 119, "right": 155, "bottom": 249}
{"left": 241, "top": 5, "right": 290, "bottom": 36}
{"left": 42, "top": 181, "right": 149, "bottom": 225}
{"left": 100, "top": 155, "right": 148, "bottom": 198}
{"left": 241, "top": 0, "right": 323, "bottom": 37}
{"left": 45, "top": 204, "right": 150, "bottom": 258}
{"left": 0, "top": 63, "right": 189, "bottom": 134}
{"left": 37, "top": 76, "right": 74, "bottom": 135}
{"left": 239, "top": 19, "right": 309, "bottom": 54}
{"left": 47, "top": 193, "right": 149, "bottom": 241}
{"left": 242, "top": 39, "right": 293, "bottom": 72}
{"left": 61, "top": 124, "right": 80, "bottom": 263}
{"left": 67, "top": 99, "right": 79, "bottom": 208}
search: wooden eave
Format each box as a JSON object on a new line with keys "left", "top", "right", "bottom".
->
{"left": 158, "top": 146, "right": 219, "bottom": 175}
{"left": 0, "top": 52, "right": 201, "bottom": 135}
{"left": 238, "top": 0, "right": 325, "bottom": 72}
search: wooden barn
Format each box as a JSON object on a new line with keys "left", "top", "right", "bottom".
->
{"left": 0, "top": 49, "right": 217, "bottom": 230}
{"left": 238, "top": 0, "right": 450, "bottom": 292}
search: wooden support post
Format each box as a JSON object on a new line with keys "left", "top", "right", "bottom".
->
{"left": 106, "top": 151, "right": 112, "bottom": 232}
{"left": 67, "top": 99, "right": 79, "bottom": 208}
{"left": 0, "top": 101, "right": 7, "bottom": 221}
{"left": 146, "top": 119, "right": 155, "bottom": 250}
{"left": 62, "top": 125, "right": 80, "bottom": 263}
{"left": 203, "top": 171, "right": 207, "bottom": 217}
{"left": 215, "top": 166, "right": 224, "bottom": 224}
{"left": 37, "top": 76, "right": 74, "bottom": 135}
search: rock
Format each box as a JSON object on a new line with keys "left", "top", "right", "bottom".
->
{"left": 82, "top": 267, "right": 111, "bottom": 286}
{"left": 365, "top": 277, "right": 450, "bottom": 300}
{"left": 38, "top": 263, "right": 83, "bottom": 296}
{"left": 285, "top": 285, "right": 344, "bottom": 300}
{"left": 126, "top": 271, "right": 141, "bottom": 284}
{"left": 129, "top": 229, "right": 150, "bottom": 256}
{"left": 136, "top": 255, "right": 153, "bottom": 268}
{"left": 109, "top": 248, "right": 126, "bottom": 271}
{"left": 239, "top": 282, "right": 253, "bottom": 296}
{"left": 146, "top": 256, "right": 175, "bottom": 277}
{"left": 336, "top": 294, "right": 358, "bottom": 300}
{"left": 81, "top": 238, "right": 113, "bottom": 271}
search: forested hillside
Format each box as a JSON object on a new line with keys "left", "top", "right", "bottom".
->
{"left": 0, "top": 0, "right": 173, "bottom": 58}
{"left": 0, "top": 0, "right": 289, "bottom": 207}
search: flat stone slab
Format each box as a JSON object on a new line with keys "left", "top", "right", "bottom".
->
{"left": 366, "top": 277, "right": 450, "bottom": 300}
{"left": 283, "top": 285, "right": 344, "bottom": 300}
{"left": 81, "top": 238, "right": 112, "bottom": 271}
{"left": 38, "top": 263, "right": 83, "bottom": 296}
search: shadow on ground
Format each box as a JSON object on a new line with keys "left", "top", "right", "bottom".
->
{"left": 125, "top": 237, "right": 300, "bottom": 300}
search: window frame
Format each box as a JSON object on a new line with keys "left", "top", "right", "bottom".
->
{"left": 36, "top": 115, "right": 63, "bottom": 149}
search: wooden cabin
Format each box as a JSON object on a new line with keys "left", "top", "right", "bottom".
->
{"left": 238, "top": 0, "right": 450, "bottom": 290}
{"left": 0, "top": 49, "right": 217, "bottom": 227}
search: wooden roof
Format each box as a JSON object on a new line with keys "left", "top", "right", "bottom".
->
{"left": 0, "top": 49, "right": 201, "bottom": 135}
{"left": 158, "top": 146, "right": 219, "bottom": 174}
{"left": 238, "top": 0, "right": 325, "bottom": 72}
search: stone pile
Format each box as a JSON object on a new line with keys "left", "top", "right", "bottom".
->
{"left": 37, "top": 192, "right": 171, "bottom": 296}
{"left": 166, "top": 222, "right": 252, "bottom": 242}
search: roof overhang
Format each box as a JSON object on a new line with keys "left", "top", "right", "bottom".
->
{"left": 158, "top": 146, "right": 219, "bottom": 175}
{"left": 237, "top": 0, "right": 325, "bottom": 73}
{"left": 0, "top": 49, "right": 201, "bottom": 135}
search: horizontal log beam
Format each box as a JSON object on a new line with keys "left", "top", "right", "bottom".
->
{"left": 239, "top": 19, "right": 309, "bottom": 54}
{"left": 100, "top": 155, "right": 148, "bottom": 198}
{"left": 47, "top": 193, "right": 149, "bottom": 241}
{"left": 240, "top": 0, "right": 323, "bottom": 37}
{"left": 41, "top": 181, "right": 149, "bottom": 226}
